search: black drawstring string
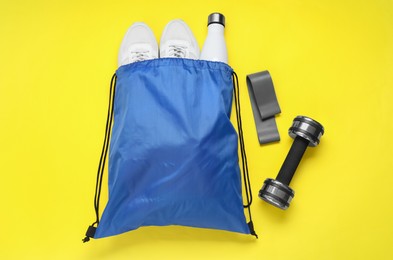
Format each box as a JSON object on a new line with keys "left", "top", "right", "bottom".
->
{"left": 232, "top": 71, "right": 258, "bottom": 238}
{"left": 83, "top": 73, "right": 117, "bottom": 243}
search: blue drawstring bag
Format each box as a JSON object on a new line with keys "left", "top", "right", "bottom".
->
{"left": 83, "top": 58, "right": 256, "bottom": 242}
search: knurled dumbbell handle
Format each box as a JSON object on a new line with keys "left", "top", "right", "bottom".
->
{"left": 276, "top": 136, "right": 309, "bottom": 186}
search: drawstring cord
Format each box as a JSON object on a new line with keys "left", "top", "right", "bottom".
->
{"left": 232, "top": 71, "right": 258, "bottom": 238}
{"left": 83, "top": 73, "right": 117, "bottom": 243}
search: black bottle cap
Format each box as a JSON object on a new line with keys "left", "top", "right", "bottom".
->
{"left": 208, "top": 13, "right": 225, "bottom": 27}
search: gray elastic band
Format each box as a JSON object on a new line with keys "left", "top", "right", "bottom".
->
{"left": 246, "top": 71, "right": 281, "bottom": 144}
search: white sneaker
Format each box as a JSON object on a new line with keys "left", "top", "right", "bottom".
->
{"left": 118, "top": 22, "right": 158, "bottom": 67}
{"left": 160, "top": 19, "right": 200, "bottom": 59}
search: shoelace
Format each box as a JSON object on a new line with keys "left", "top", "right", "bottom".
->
{"left": 167, "top": 45, "right": 187, "bottom": 58}
{"left": 130, "top": 50, "right": 150, "bottom": 63}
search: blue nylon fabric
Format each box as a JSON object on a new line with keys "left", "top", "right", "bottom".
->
{"left": 94, "top": 58, "right": 250, "bottom": 238}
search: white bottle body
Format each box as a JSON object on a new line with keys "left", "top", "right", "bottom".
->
{"left": 200, "top": 23, "right": 228, "bottom": 63}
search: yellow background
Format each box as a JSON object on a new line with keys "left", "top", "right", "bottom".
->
{"left": 1, "top": 0, "right": 392, "bottom": 259}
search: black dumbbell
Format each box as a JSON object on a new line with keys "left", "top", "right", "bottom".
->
{"left": 259, "top": 116, "right": 324, "bottom": 210}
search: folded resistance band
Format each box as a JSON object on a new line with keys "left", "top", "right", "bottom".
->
{"left": 246, "top": 71, "right": 281, "bottom": 144}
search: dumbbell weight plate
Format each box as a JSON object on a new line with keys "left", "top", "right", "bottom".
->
{"left": 259, "top": 178, "right": 294, "bottom": 210}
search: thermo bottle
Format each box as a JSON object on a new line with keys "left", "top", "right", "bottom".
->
{"left": 200, "top": 13, "right": 227, "bottom": 63}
